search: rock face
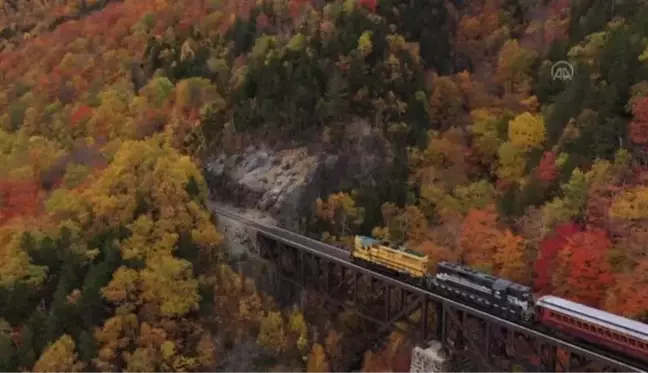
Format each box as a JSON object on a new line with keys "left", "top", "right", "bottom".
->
{"left": 204, "top": 118, "right": 393, "bottom": 233}
{"left": 212, "top": 203, "right": 277, "bottom": 257}
{"left": 205, "top": 146, "right": 318, "bottom": 231}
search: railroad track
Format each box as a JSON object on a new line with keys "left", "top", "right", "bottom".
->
{"left": 210, "top": 204, "right": 647, "bottom": 372}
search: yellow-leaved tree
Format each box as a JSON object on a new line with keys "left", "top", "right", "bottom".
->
{"left": 508, "top": 112, "right": 546, "bottom": 150}
{"left": 315, "top": 191, "right": 365, "bottom": 245}
{"left": 469, "top": 108, "right": 503, "bottom": 161}
{"left": 86, "top": 136, "right": 223, "bottom": 371}
{"left": 287, "top": 309, "right": 309, "bottom": 355}
{"left": 496, "top": 141, "right": 526, "bottom": 182}
{"left": 33, "top": 334, "right": 85, "bottom": 372}
{"left": 257, "top": 311, "right": 287, "bottom": 355}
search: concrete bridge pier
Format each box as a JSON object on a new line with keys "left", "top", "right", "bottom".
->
{"left": 410, "top": 341, "right": 448, "bottom": 372}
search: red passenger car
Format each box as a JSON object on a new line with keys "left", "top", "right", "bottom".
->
{"left": 536, "top": 295, "right": 648, "bottom": 362}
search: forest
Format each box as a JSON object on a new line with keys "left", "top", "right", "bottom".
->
{"left": 1, "top": 0, "right": 648, "bottom": 371}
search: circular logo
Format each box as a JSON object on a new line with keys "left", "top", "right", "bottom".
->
{"left": 551, "top": 60, "right": 574, "bottom": 81}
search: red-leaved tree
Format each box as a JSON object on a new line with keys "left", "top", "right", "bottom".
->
{"left": 534, "top": 222, "right": 580, "bottom": 294}
{"left": 552, "top": 229, "right": 614, "bottom": 307}
{"left": 536, "top": 151, "right": 558, "bottom": 183}
{"left": 70, "top": 105, "right": 93, "bottom": 126}
{"left": 630, "top": 96, "right": 648, "bottom": 147}
{"left": 0, "top": 180, "right": 42, "bottom": 224}
{"left": 359, "top": 0, "right": 377, "bottom": 12}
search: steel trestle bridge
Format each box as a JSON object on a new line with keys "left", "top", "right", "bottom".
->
{"left": 212, "top": 205, "right": 647, "bottom": 372}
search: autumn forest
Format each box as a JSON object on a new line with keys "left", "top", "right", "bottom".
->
{"left": 1, "top": 0, "right": 648, "bottom": 371}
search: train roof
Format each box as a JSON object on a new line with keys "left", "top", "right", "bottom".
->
{"left": 438, "top": 262, "right": 533, "bottom": 294}
{"left": 438, "top": 262, "right": 500, "bottom": 281}
{"left": 437, "top": 262, "right": 498, "bottom": 282}
{"left": 356, "top": 235, "right": 427, "bottom": 258}
{"left": 507, "top": 281, "right": 533, "bottom": 293}
{"left": 536, "top": 295, "right": 648, "bottom": 342}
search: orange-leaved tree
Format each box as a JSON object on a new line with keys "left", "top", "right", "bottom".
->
{"left": 493, "top": 229, "right": 528, "bottom": 284}
{"left": 459, "top": 205, "right": 500, "bottom": 273}
{"left": 604, "top": 259, "right": 648, "bottom": 321}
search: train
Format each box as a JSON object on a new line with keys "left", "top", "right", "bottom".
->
{"left": 349, "top": 235, "right": 648, "bottom": 363}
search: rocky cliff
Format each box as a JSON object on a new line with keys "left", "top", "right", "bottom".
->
{"left": 203, "top": 118, "right": 394, "bottom": 235}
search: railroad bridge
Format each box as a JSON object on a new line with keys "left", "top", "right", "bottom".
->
{"left": 214, "top": 206, "right": 645, "bottom": 372}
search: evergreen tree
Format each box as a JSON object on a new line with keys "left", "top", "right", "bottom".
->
{"left": 317, "top": 70, "right": 350, "bottom": 124}
{"left": 43, "top": 260, "right": 82, "bottom": 344}
{"left": 0, "top": 320, "right": 16, "bottom": 371}
{"left": 77, "top": 330, "right": 98, "bottom": 367}
{"left": 17, "top": 323, "right": 37, "bottom": 370}
{"left": 78, "top": 241, "right": 121, "bottom": 328}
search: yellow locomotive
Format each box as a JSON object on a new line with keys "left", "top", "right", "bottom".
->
{"left": 350, "top": 235, "right": 429, "bottom": 278}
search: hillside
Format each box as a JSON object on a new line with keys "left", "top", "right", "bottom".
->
{"left": 1, "top": 0, "right": 648, "bottom": 371}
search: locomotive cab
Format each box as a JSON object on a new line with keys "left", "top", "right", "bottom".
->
{"left": 492, "top": 280, "right": 506, "bottom": 301}
{"left": 491, "top": 279, "right": 535, "bottom": 320}
{"left": 504, "top": 281, "right": 535, "bottom": 322}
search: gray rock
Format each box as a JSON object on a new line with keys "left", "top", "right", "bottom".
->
{"left": 204, "top": 117, "right": 393, "bottom": 241}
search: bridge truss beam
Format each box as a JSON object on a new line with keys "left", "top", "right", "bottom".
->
{"left": 256, "top": 232, "right": 642, "bottom": 372}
